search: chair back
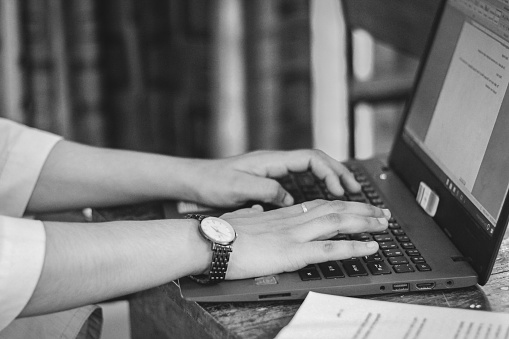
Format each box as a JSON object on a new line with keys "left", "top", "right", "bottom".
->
{"left": 341, "top": 0, "right": 442, "bottom": 158}
{"left": 342, "top": 0, "right": 442, "bottom": 58}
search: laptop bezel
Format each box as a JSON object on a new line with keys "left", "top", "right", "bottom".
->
{"left": 388, "top": 0, "right": 509, "bottom": 285}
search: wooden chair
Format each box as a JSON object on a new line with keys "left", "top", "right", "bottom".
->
{"left": 341, "top": 0, "right": 442, "bottom": 158}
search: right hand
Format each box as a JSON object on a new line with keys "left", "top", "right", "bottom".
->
{"left": 220, "top": 199, "right": 391, "bottom": 280}
{"left": 184, "top": 149, "right": 361, "bottom": 209}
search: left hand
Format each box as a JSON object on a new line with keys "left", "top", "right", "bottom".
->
{"left": 188, "top": 149, "right": 361, "bottom": 208}
{"left": 220, "top": 199, "right": 390, "bottom": 280}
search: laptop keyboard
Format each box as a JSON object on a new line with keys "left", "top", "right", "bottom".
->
{"left": 277, "top": 166, "right": 432, "bottom": 281}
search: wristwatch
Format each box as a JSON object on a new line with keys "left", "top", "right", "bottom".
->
{"left": 185, "top": 214, "right": 237, "bottom": 284}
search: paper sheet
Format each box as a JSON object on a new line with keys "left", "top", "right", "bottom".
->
{"left": 276, "top": 292, "right": 509, "bottom": 339}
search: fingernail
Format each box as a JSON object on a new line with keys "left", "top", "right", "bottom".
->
{"left": 382, "top": 209, "right": 391, "bottom": 219}
{"left": 366, "top": 241, "right": 378, "bottom": 249}
{"left": 283, "top": 194, "right": 294, "bottom": 206}
{"left": 377, "top": 217, "right": 388, "bottom": 226}
{"left": 251, "top": 204, "right": 264, "bottom": 211}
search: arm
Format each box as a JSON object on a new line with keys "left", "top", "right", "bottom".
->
{"left": 26, "top": 140, "right": 202, "bottom": 213}
{"left": 27, "top": 141, "right": 360, "bottom": 213}
{"left": 4, "top": 121, "right": 383, "bottom": 324}
{"left": 21, "top": 217, "right": 209, "bottom": 316}
{"left": 21, "top": 200, "right": 389, "bottom": 317}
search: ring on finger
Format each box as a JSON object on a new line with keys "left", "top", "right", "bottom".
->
{"left": 301, "top": 202, "right": 308, "bottom": 213}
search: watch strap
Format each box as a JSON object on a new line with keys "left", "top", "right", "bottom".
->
{"left": 189, "top": 243, "right": 232, "bottom": 284}
{"left": 185, "top": 214, "right": 233, "bottom": 285}
{"left": 185, "top": 213, "right": 209, "bottom": 222}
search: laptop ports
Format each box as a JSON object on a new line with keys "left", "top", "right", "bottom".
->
{"left": 415, "top": 282, "right": 436, "bottom": 290}
{"left": 258, "top": 293, "right": 292, "bottom": 300}
{"left": 392, "top": 283, "right": 410, "bottom": 292}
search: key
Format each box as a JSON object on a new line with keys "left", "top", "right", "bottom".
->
{"left": 343, "top": 259, "right": 368, "bottom": 277}
{"left": 298, "top": 266, "right": 322, "bottom": 281}
{"left": 393, "top": 264, "right": 415, "bottom": 273}
{"left": 367, "top": 262, "right": 392, "bottom": 275}
{"left": 318, "top": 261, "right": 345, "bottom": 278}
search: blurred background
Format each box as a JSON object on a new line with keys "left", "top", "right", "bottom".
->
{"left": 0, "top": 0, "right": 419, "bottom": 162}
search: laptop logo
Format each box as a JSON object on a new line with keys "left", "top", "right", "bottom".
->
{"left": 416, "top": 182, "right": 439, "bottom": 217}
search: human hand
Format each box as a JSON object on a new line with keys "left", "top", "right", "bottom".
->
{"left": 220, "top": 199, "right": 390, "bottom": 280}
{"left": 189, "top": 150, "right": 360, "bottom": 208}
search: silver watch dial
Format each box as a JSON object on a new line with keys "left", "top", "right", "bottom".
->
{"left": 200, "top": 217, "right": 237, "bottom": 245}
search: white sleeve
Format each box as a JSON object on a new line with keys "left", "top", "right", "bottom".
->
{"left": 0, "top": 216, "right": 45, "bottom": 331}
{"left": 0, "top": 118, "right": 62, "bottom": 217}
{"left": 0, "top": 119, "right": 60, "bottom": 331}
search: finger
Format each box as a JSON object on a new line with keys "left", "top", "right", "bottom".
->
{"left": 243, "top": 200, "right": 324, "bottom": 219}
{"left": 222, "top": 205, "right": 264, "bottom": 218}
{"left": 251, "top": 204, "right": 264, "bottom": 212}
{"left": 257, "top": 150, "right": 360, "bottom": 195}
{"left": 306, "top": 151, "right": 361, "bottom": 195}
{"left": 326, "top": 168, "right": 361, "bottom": 195}
{"left": 256, "top": 200, "right": 389, "bottom": 225}
{"left": 306, "top": 200, "right": 391, "bottom": 219}
{"left": 234, "top": 174, "right": 294, "bottom": 207}
{"left": 225, "top": 199, "right": 390, "bottom": 227}
{"left": 224, "top": 199, "right": 330, "bottom": 225}
{"left": 292, "top": 213, "right": 388, "bottom": 242}
{"left": 298, "top": 240, "right": 379, "bottom": 265}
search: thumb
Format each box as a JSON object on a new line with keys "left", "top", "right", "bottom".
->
{"left": 237, "top": 174, "right": 294, "bottom": 207}
{"left": 222, "top": 205, "right": 264, "bottom": 218}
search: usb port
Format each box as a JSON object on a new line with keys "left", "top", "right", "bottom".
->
{"left": 416, "top": 282, "right": 436, "bottom": 290}
{"left": 392, "top": 283, "right": 410, "bottom": 291}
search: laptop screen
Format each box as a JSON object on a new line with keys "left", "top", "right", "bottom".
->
{"left": 403, "top": 0, "right": 509, "bottom": 236}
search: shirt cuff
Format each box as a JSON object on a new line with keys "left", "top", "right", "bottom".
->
{"left": 0, "top": 217, "right": 45, "bottom": 332}
{"left": 0, "top": 126, "right": 61, "bottom": 217}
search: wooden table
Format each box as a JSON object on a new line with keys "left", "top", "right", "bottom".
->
{"left": 90, "top": 203, "right": 509, "bottom": 339}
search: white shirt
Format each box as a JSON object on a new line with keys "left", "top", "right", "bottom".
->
{"left": 0, "top": 118, "right": 61, "bottom": 331}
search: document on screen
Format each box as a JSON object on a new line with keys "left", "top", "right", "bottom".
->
{"left": 424, "top": 21, "right": 509, "bottom": 193}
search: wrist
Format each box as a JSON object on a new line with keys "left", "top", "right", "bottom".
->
{"left": 163, "top": 157, "right": 210, "bottom": 203}
{"left": 186, "top": 215, "right": 237, "bottom": 284}
{"left": 187, "top": 218, "right": 213, "bottom": 276}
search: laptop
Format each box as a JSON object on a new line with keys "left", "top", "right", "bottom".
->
{"left": 172, "top": 0, "right": 509, "bottom": 302}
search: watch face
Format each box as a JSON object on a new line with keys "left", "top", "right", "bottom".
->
{"left": 200, "top": 217, "right": 236, "bottom": 245}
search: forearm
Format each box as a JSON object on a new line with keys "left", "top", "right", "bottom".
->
{"left": 20, "top": 218, "right": 208, "bottom": 317}
{"left": 21, "top": 199, "right": 390, "bottom": 317}
{"left": 27, "top": 140, "right": 204, "bottom": 213}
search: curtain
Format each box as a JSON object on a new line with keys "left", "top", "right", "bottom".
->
{"left": 1, "top": 0, "right": 313, "bottom": 157}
